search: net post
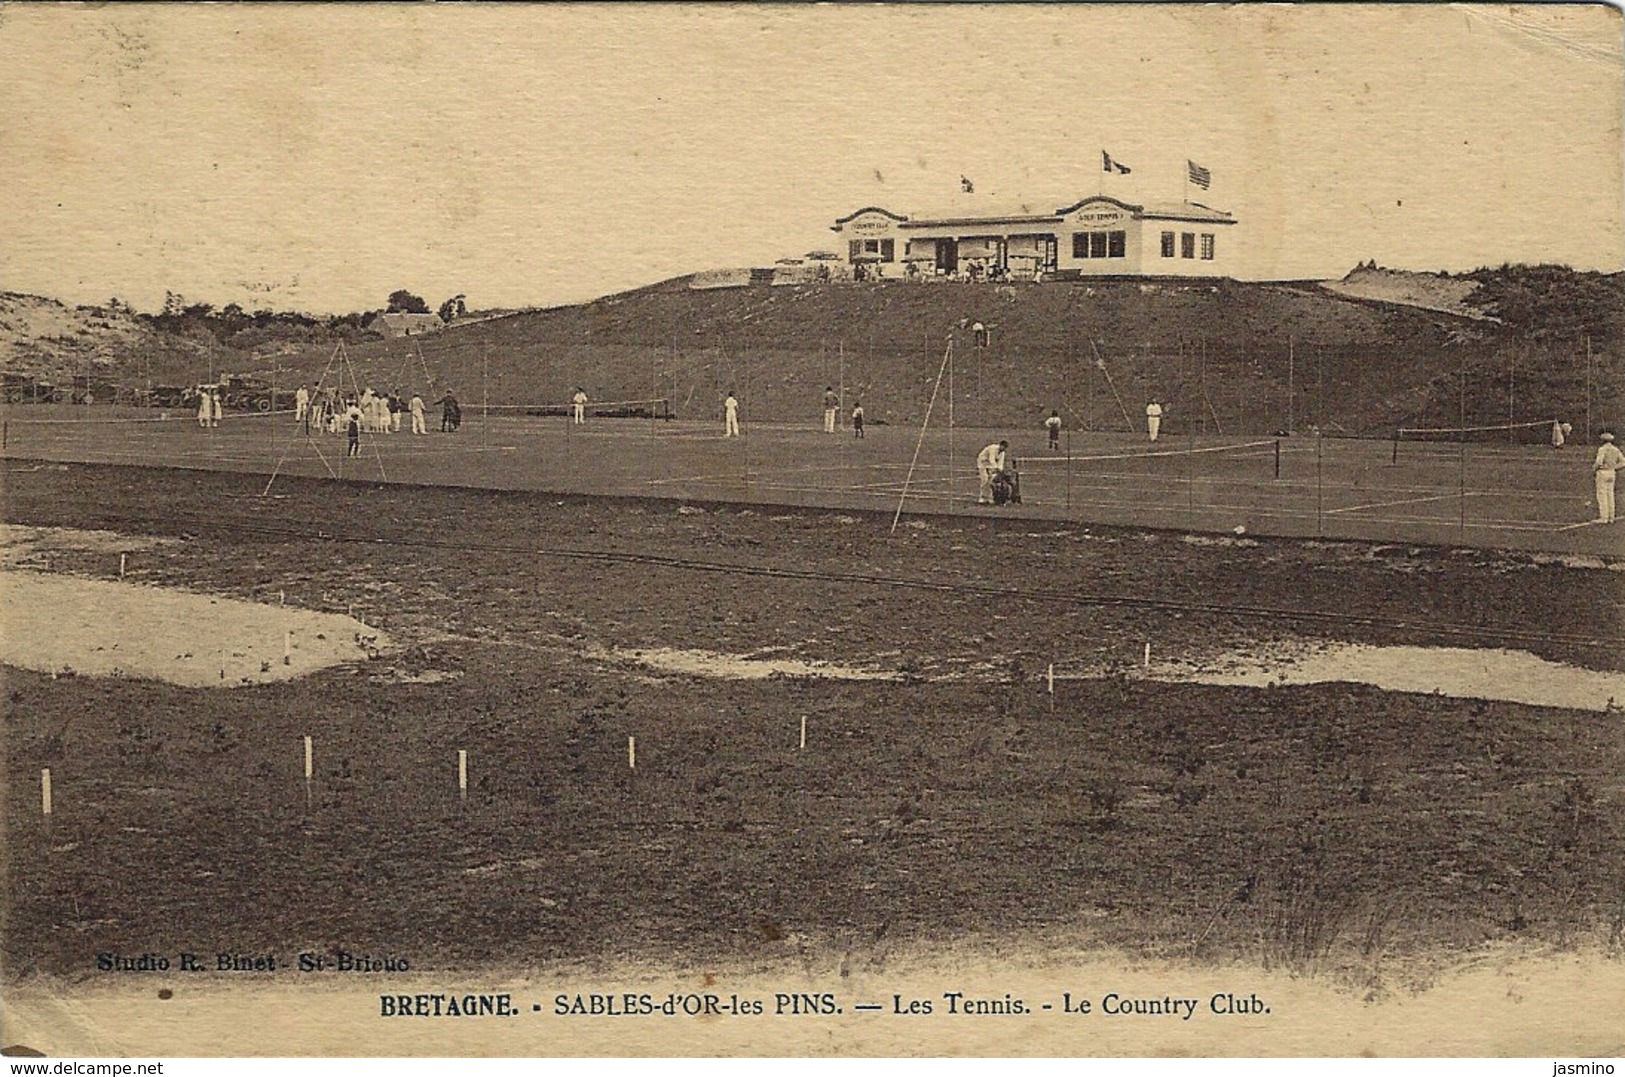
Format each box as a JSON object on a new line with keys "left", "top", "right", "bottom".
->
{"left": 1274, "top": 438, "right": 1281, "bottom": 480}
{"left": 1391, "top": 429, "right": 1399, "bottom": 465}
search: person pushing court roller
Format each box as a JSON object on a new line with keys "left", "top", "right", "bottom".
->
{"left": 977, "top": 440, "right": 1008, "bottom": 505}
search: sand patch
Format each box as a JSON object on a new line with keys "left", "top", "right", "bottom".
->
{"left": 0, "top": 524, "right": 180, "bottom": 570}
{"left": 1148, "top": 641, "right": 1625, "bottom": 712}
{"left": 587, "top": 644, "right": 901, "bottom": 681}
{"left": 0, "top": 569, "right": 386, "bottom": 687}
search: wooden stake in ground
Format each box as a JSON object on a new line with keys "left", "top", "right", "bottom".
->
{"left": 628, "top": 736, "right": 637, "bottom": 771}
{"left": 799, "top": 715, "right": 807, "bottom": 751}
{"left": 458, "top": 749, "right": 468, "bottom": 801}
{"left": 303, "top": 735, "right": 314, "bottom": 807}
{"left": 1144, "top": 642, "right": 1152, "bottom": 668}
{"left": 41, "top": 768, "right": 52, "bottom": 816}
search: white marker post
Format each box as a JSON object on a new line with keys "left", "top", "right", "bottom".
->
{"left": 458, "top": 749, "right": 468, "bottom": 801}
{"left": 119, "top": 553, "right": 126, "bottom": 579}
{"left": 1144, "top": 642, "right": 1152, "bottom": 668}
{"left": 279, "top": 590, "right": 286, "bottom": 607}
{"left": 628, "top": 736, "right": 636, "bottom": 771}
{"left": 1047, "top": 663, "right": 1055, "bottom": 713}
{"left": 41, "top": 768, "right": 52, "bottom": 816}
{"left": 799, "top": 715, "right": 807, "bottom": 751}
{"left": 303, "top": 735, "right": 313, "bottom": 807}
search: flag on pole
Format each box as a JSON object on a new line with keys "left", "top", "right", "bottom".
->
{"left": 960, "top": 175, "right": 975, "bottom": 193}
{"left": 1102, "top": 151, "right": 1132, "bottom": 174}
{"left": 1187, "top": 159, "right": 1212, "bottom": 190}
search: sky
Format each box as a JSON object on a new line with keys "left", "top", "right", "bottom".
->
{"left": 1, "top": 3, "right": 1620, "bottom": 315}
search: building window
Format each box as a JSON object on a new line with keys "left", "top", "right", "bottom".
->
{"left": 1161, "top": 231, "right": 1176, "bottom": 258}
{"left": 1200, "top": 234, "right": 1215, "bottom": 260}
{"left": 1073, "top": 231, "right": 1127, "bottom": 259}
{"left": 861, "top": 238, "right": 896, "bottom": 262}
{"left": 1181, "top": 232, "right": 1196, "bottom": 259}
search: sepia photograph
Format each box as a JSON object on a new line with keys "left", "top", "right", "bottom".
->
{"left": 1, "top": 1, "right": 1622, "bottom": 1062}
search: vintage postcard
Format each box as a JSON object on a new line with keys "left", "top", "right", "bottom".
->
{"left": 1, "top": 2, "right": 1622, "bottom": 1061}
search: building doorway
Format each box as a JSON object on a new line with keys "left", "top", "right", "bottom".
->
{"left": 936, "top": 238, "right": 959, "bottom": 275}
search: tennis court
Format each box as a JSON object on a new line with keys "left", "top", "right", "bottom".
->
{"left": 1, "top": 404, "right": 1617, "bottom": 555}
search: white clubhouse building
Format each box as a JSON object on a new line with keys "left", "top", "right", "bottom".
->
{"left": 830, "top": 195, "right": 1236, "bottom": 279}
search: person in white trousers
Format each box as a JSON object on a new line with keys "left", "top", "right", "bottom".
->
{"left": 823, "top": 386, "right": 838, "bottom": 433}
{"left": 976, "top": 440, "right": 1008, "bottom": 504}
{"left": 295, "top": 385, "right": 309, "bottom": 423}
{"left": 1592, "top": 432, "right": 1625, "bottom": 522}
{"left": 724, "top": 392, "right": 740, "bottom": 437}
{"left": 573, "top": 388, "right": 588, "bottom": 425}
{"left": 1146, "top": 401, "right": 1164, "bottom": 442}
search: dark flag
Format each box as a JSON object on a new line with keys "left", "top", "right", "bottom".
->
{"left": 960, "top": 175, "right": 975, "bottom": 194}
{"left": 1102, "top": 151, "right": 1131, "bottom": 174}
{"left": 1187, "top": 159, "right": 1212, "bottom": 190}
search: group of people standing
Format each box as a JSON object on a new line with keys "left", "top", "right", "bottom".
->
{"left": 195, "top": 386, "right": 223, "bottom": 427}
{"left": 292, "top": 385, "right": 462, "bottom": 453}
{"left": 820, "top": 387, "right": 865, "bottom": 438}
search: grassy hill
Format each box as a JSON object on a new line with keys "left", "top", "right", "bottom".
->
{"left": 7, "top": 268, "right": 1621, "bottom": 437}
{"left": 273, "top": 272, "right": 1621, "bottom": 438}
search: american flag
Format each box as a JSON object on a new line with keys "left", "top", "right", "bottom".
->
{"left": 1187, "top": 159, "right": 1212, "bottom": 190}
{"left": 1102, "top": 150, "right": 1131, "bottom": 175}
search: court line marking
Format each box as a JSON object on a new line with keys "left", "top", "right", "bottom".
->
{"left": 1324, "top": 492, "right": 1484, "bottom": 515}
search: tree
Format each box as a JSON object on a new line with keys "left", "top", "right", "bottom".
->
{"left": 387, "top": 290, "right": 430, "bottom": 314}
{"left": 437, "top": 294, "right": 467, "bottom": 323}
